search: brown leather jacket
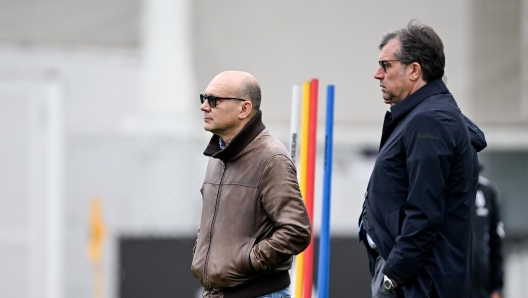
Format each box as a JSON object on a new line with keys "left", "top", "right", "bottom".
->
{"left": 191, "top": 111, "right": 311, "bottom": 297}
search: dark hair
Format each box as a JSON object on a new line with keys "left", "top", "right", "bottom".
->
{"left": 379, "top": 20, "right": 445, "bottom": 82}
{"left": 241, "top": 79, "right": 261, "bottom": 111}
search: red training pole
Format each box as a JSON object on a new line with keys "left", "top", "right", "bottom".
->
{"left": 302, "top": 78, "right": 318, "bottom": 298}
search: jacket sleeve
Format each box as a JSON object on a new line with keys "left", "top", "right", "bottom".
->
{"left": 250, "top": 154, "right": 311, "bottom": 272}
{"left": 383, "top": 111, "right": 454, "bottom": 284}
{"left": 486, "top": 184, "right": 504, "bottom": 291}
{"left": 193, "top": 229, "right": 199, "bottom": 256}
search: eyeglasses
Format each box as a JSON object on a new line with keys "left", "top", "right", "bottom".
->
{"left": 200, "top": 94, "right": 246, "bottom": 108}
{"left": 378, "top": 59, "right": 400, "bottom": 72}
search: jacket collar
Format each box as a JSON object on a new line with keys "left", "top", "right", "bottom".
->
{"left": 380, "top": 79, "right": 449, "bottom": 150}
{"left": 203, "top": 110, "right": 266, "bottom": 161}
{"left": 390, "top": 78, "right": 449, "bottom": 123}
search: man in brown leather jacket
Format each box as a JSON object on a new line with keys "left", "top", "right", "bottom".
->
{"left": 191, "top": 70, "right": 311, "bottom": 298}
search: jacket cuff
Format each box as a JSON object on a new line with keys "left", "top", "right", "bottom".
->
{"left": 250, "top": 246, "right": 267, "bottom": 272}
{"left": 248, "top": 251, "right": 256, "bottom": 272}
{"left": 382, "top": 261, "right": 411, "bottom": 286}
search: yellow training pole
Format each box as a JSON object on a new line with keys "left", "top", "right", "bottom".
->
{"left": 294, "top": 81, "right": 311, "bottom": 298}
{"left": 88, "top": 196, "right": 106, "bottom": 298}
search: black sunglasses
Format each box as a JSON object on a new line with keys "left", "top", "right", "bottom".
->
{"left": 378, "top": 59, "right": 400, "bottom": 72}
{"left": 200, "top": 94, "right": 246, "bottom": 108}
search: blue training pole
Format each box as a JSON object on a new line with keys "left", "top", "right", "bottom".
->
{"left": 317, "top": 85, "right": 335, "bottom": 298}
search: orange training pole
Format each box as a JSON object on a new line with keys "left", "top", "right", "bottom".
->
{"left": 303, "top": 78, "right": 318, "bottom": 298}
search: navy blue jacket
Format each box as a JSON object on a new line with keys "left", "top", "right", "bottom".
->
{"left": 360, "top": 79, "right": 487, "bottom": 297}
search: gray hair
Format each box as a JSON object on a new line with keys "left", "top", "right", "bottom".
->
{"left": 379, "top": 20, "right": 445, "bottom": 82}
{"left": 240, "top": 78, "right": 261, "bottom": 111}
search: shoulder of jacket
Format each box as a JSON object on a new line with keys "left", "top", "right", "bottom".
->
{"left": 254, "top": 131, "right": 289, "bottom": 155}
{"left": 411, "top": 97, "right": 462, "bottom": 126}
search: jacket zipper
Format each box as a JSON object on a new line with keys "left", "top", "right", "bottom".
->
{"left": 203, "top": 161, "right": 227, "bottom": 289}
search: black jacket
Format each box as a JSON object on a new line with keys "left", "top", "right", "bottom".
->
{"left": 360, "top": 79, "right": 487, "bottom": 297}
{"left": 470, "top": 176, "right": 504, "bottom": 297}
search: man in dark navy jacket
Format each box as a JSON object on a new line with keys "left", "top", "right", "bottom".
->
{"left": 358, "top": 21, "right": 487, "bottom": 297}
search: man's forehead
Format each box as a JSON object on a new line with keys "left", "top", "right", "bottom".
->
{"left": 379, "top": 39, "right": 400, "bottom": 59}
{"left": 206, "top": 75, "right": 238, "bottom": 95}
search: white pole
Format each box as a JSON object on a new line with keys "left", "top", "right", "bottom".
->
{"left": 289, "top": 85, "right": 302, "bottom": 165}
{"left": 46, "top": 79, "right": 64, "bottom": 298}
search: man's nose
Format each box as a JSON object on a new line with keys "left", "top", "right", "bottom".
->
{"left": 374, "top": 67, "right": 384, "bottom": 80}
{"left": 200, "top": 101, "right": 210, "bottom": 111}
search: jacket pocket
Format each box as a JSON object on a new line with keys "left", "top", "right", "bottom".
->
{"left": 238, "top": 237, "right": 257, "bottom": 274}
{"left": 388, "top": 208, "right": 402, "bottom": 238}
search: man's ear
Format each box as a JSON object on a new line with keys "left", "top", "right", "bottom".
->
{"left": 239, "top": 100, "right": 253, "bottom": 119}
{"left": 409, "top": 62, "right": 422, "bottom": 81}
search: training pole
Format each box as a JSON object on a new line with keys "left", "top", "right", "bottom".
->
{"left": 317, "top": 85, "right": 335, "bottom": 298}
{"left": 289, "top": 85, "right": 302, "bottom": 164}
{"left": 294, "top": 81, "right": 311, "bottom": 298}
{"left": 303, "top": 78, "right": 318, "bottom": 298}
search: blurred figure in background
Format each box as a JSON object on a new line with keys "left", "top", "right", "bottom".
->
{"left": 471, "top": 164, "right": 505, "bottom": 298}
